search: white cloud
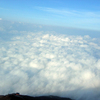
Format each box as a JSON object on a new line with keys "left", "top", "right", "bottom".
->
{"left": 0, "top": 31, "right": 100, "bottom": 100}
{"left": 0, "top": 18, "right": 2, "bottom": 20}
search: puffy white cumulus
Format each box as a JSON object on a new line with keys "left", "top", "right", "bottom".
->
{"left": 0, "top": 31, "right": 100, "bottom": 100}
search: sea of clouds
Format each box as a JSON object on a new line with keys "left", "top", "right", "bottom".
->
{"left": 0, "top": 26, "right": 100, "bottom": 100}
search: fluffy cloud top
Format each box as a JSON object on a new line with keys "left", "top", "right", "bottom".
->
{"left": 0, "top": 31, "right": 100, "bottom": 100}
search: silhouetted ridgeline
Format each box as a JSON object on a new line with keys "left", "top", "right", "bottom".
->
{"left": 0, "top": 93, "right": 73, "bottom": 100}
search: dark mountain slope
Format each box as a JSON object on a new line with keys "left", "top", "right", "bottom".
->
{"left": 0, "top": 93, "right": 73, "bottom": 100}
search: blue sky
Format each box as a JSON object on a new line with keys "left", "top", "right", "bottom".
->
{"left": 0, "top": 0, "right": 100, "bottom": 30}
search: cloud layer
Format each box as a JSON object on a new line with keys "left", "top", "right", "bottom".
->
{"left": 0, "top": 30, "right": 100, "bottom": 100}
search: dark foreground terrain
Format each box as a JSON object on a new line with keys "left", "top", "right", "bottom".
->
{"left": 0, "top": 93, "right": 73, "bottom": 100}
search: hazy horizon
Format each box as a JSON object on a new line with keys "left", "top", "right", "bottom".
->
{"left": 0, "top": 0, "right": 100, "bottom": 31}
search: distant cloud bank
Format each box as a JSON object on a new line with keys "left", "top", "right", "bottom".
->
{"left": 0, "top": 27, "right": 100, "bottom": 100}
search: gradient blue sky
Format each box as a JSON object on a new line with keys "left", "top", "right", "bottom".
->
{"left": 0, "top": 0, "right": 100, "bottom": 30}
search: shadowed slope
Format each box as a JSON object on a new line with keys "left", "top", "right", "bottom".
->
{"left": 0, "top": 93, "right": 73, "bottom": 100}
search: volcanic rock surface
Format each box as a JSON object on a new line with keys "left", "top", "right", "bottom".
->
{"left": 0, "top": 93, "right": 73, "bottom": 100}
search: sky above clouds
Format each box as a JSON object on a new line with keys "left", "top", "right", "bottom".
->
{"left": 0, "top": 0, "right": 100, "bottom": 30}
